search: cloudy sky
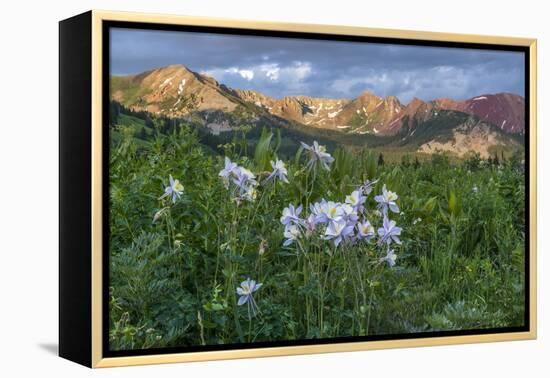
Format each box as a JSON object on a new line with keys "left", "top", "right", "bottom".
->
{"left": 110, "top": 27, "right": 525, "bottom": 103}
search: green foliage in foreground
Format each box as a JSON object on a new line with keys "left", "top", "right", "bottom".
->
{"left": 108, "top": 125, "right": 525, "bottom": 351}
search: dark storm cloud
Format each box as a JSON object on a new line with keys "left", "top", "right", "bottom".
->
{"left": 110, "top": 28, "right": 525, "bottom": 103}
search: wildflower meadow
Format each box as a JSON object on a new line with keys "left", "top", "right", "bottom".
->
{"left": 108, "top": 125, "right": 526, "bottom": 351}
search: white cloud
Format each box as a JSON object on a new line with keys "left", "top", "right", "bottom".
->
{"left": 330, "top": 77, "right": 368, "bottom": 95}
{"left": 284, "top": 61, "right": 312, "bottom": 81}
{"left": 200, "top": 61, "right": 313, "bottom": 95}
{"left": 329, "top": 65, "right": 481, "bottom": 103}
{"left": 259, "top": 63, "right": 280, "bottom": 81}
{"left": 225, "top": 67, "right": 255, "bottom": 81}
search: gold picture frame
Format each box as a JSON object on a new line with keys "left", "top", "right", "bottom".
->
{"left": 59, "top": 9, "right": 537, "bottom": 368}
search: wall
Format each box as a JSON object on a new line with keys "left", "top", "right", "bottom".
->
{"left": 0, "top": 0, "right": 547, "bottom": 376}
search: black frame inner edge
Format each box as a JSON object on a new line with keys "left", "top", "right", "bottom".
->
{"left": 101, "top": 20, "right": 531, "bottom": 358}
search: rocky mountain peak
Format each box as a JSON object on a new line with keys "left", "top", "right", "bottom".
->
{"left": 111, "top": 64, "right": 525, "bottom": 137}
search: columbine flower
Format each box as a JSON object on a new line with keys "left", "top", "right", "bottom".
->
{"left": 472, "top": 185, "right": 479, "bottom": 193}
{"left": 219, "top": 158, "right": 259, "bottom": 201}
{"left": 280, "top": 204, "right": 304, "bottom": 227}
{"left": 229, "top": 166, "right": 258, "bottom": 202}
{"left": 341, "top": 203, "right": 359, "bottom": 224}
{"left": 301, "top": 141, "right": 334, "bottom": 171}
{"left": 233, "top": 166, "right": 257, "bottom": 189}
{"left": 359, "top": 178, "right": 379, "bottom": 195}
{"left": 236, "top": 278, "right": 262, "bottom": 316}
{"left": 378, "top": 215, "right": 402, "bottom": 246}
{"left": 159, "top": 175, "right": 184, "bottom": 203}
{"left": 244, "top": 186, "right": 258, "bottom": 201}
{"left": 374, "top": 184, "right": 399, "bottom": 214}
{"left": 324, "top": 218, "right": 354, "bottom": 247}
{"left": 310, "top": 199, "right": 329, "bottom": 223}
{"left": 325, "top": 201, "right": 345, "bottom": 223}
{"left": 345, "top": 190, "right": 366, "bottom": 212}
{"left": 283, "top": 224, "right": 301, "bottom": 246}
{"left": 219, "top": 157, "right": 238, "bottom": 181}
{"left": 265, "top": 159, "right": 289, "bottom": 184}
{"left": 305, "top": 214, "right": 318, "bottom": 237}
{"left": 357, "top": 219, "right": 375, "bottom": 241}
{"left": 380, "top": 248, "right": 397, "bottom": 267}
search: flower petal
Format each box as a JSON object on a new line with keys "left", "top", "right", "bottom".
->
{"left": 238, "top": 295, "right": 248, "bottom": 306}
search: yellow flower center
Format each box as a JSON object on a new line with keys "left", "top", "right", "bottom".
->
{"left": 174, "top": 181, "right": 184, "bottom": 192}
{"left": 385, "top": 192, "right": 396, "bottom": 201}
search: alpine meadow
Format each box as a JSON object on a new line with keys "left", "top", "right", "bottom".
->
{"left": 107, "top": 29, "right": 527, "bottom": 352}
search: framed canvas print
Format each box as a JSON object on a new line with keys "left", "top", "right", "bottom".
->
{"left": 59, "top": 10, "right": 537, "bottom": 368}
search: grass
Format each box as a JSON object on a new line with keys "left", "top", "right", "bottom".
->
{"left": 107, "top": 118, "right": 525, "bottom": 351}
{"left": 111, "top": 76, "right": 152, "bottom": 107}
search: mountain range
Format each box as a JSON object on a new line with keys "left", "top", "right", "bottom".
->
{"left": 110, "top": 64, "right": 525, "bottom": 158}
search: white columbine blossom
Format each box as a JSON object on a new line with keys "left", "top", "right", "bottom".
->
{"left": 324, "top": 218, "right": 355, "bottom": 247}
{"left": 283, "top": 224, "right": 301, "bottom": 246}
{"left": 233, "top": 166, "right": 257, "bottom": 189}
{"left": 345, "top": 190, "right": 366, "bottom": 211}
{"left": 219, "top": 157, "right": 238, "bottom": 181}
{"left": 380, "top": 248, "right": 397, "bottom": 267}
{"left": 265, "top": 159, "right": 289, "bottom": 184}
{"left": 277, "top": 176, "right": 404, "bottom": 255}
{"left": 359, "top": 178, "right": 379, "bottom": 195}
{"left": 325, "top": 201, "right": 345, "bottom": 223}
{"left": 244, "top": 186, "right": 258, "bottom": 201}
{"left": 341, "top": 203, "right": 359, "bottom": 224}
{"left": 310, "top": 199, "right": 329, "bottom": 223}
{"left": 301, "top": 141, "right": 334, "bottom": 171}
{"left": 236, "top": 278, "right": 262, "bottom": 316}
{"left": 357, "top": 219, "right": 375, "bottom": 241}
{"left": 377, "top": 215, "right": 402, "bottom": 246}
{"left": 159, "top": 175, "right": 184, "bottom": 203}
{"left": 280, "top": 204, "right": 304, "bottom": 227}
{"left": 219, "top": 157, "right": 258, "bottom": 202}
{"left": 374, "top": 184, "right": 399, "bottom": 215}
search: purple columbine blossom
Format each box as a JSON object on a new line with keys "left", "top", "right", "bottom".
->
{"left": 219, "top": 158, "right": 259, "bottom": 202}
{"left": 232, "top": 166, "right": 257, "bottom": 190}
{"left": 159, "top": 175, "right": 184, "bottom": 203}
{"left": 305, "top": 213, "right": 319, "bottom": 236}
{"left": 341, "top": 203, "right": 359, "bottom": 224}
{"left": 324, "top": 218, "right": 355, "bottom": 247}
{"left": 359, "top": 178, "right": 379, "bottom": 195}
{"left": 300, "top": 141, "right": 334, "bottom": 171}
{"left": 236, "top": 278, "right": 262, "bottom": 316}
{"left": 265, "top": 159, "right": 289, "bottom": 184}
{"left": 374, "top": 184, "right": 399, "bottom": 215}
{"left": 283, "top": 224, "right": 301, "bottom": 246}
{"left": 219, "top": 157, "right": 238, "bottom": 181}
{"left": 377, "top": 215, "right": 402, "bottom": 246}
{"left": 324, "top": 201, "right": 345, "bottom": 223}
{"left": 345, "top": 190, "right": 366, "bottom": 212}
{"left": 357, "top": 219, "right": 375, "bottom": 241}
{"left": 310, "top": 199, "right": 329, "bottom": 224}
{"left": 380, "top": 248, "right": 397, "bottom": 267}
{"left": 280, "top": 204, "right": 304, "bottom": 227}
